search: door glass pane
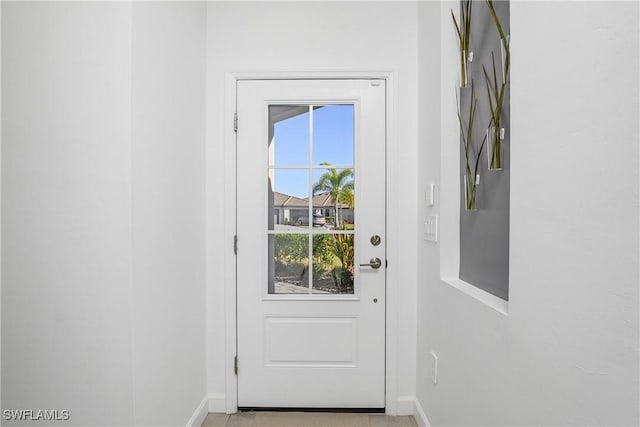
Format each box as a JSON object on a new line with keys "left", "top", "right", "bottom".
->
{"left": 313, "top": 105, "right": 354, "bottom": 167}
{"left": 269, "top": 105, "right": 310, "bottom": 167}
{"left": 267, "top": 103, "right": 356, "bottom": 297}
{"left": 312, "top": 233, "right": 355, "bottom": 294}
{"left": 269, "top": 234, "right": 309, "bottom": 294}
{"left": 312, "top": 168, "right": 355, "bottom": 230}
{"left": 269, "top": 169, "right": 310, "bottom": 231}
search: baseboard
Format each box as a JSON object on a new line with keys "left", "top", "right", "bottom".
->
{"left": 207, "top": 393, "right": 227, "bottom": 413}
{"left": 413, "top": 397, "right": 431, "bottom": 427}
{"left": 396, "top": 396, "right": 415, "bottom": 416}
{"left": 198, "top": 393, "right": 429, "bottom": 424}
{"left": 186, "top": 396, "right": 209, "bottom": 427}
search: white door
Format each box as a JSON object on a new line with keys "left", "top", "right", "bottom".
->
{"left": 236, "top": 79, "right": 386, "bottom": 408}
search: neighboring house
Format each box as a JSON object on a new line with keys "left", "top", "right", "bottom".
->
{"left": 272, "top": 191, "right": 353, "bottom": 225}
{"left": 273, "top": 192, "right": 309, "bottom": 225}
{"left": 308, "top": 192, "right": 354, "bottom": 224}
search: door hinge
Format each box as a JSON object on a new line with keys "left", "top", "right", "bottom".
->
{"left": 234, "top": 355, "right": 238, "bottom": 375}
{"left": 234, "top": 235, "right": 238, "bottom": 255}
{"left": 233, "top": 112, "right": 238, "bottom": 132}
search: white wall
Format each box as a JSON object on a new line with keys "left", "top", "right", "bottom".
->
{"left": 1, "top": 0, "right": 4, "bottom": 410}
{"left": 6, "top": 2, "right": 636, "bottom": 425}
{"left": 2, "top": 3, "right": 207, "bottom": 426}
{"left": 205, "top": 1, "right": 419, "bottom": 413}
{"left": 416, "top": 2, "right": 639, "bottom": 426}
{"left": 131, "top": 3, "right": 207, "bottom": 426}
{"left": 416, "top": 2, "right": 442, "bottom": 423}
{"left": 1, "top": 3, "right": 135, "bottom": 425}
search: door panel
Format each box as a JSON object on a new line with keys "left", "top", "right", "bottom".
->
{"left": 264, "top": 316, "right": 357, "bottom": 366}
{"left": 236, "top": 79, "right": 386, "bottom": 408}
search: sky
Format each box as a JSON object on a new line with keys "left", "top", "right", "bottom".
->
{"left": 272, "top": 105, "right": 354, "bottom": 198}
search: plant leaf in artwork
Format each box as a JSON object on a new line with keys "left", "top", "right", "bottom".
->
{"left": 486, "top": 0, "right": 506, "bottom": 42}
{"left": 452, "top": 0, "right": 474, "bottom": 88}
{"left": 491, "top": 52, "right": 499, "bottom": 100}
{"left": 483, "top": 49, "right": 506, "bottom": 170}
{"left": 456, "top": 91, "right": 471, "bottom": 171}
{"left": 483, "top": 52, "right": 506, "bottom": 131}
{"left": 474, "top": 130, "right": 488, "bottom": 179}
{"left": 483, "top": 65, "right": 496, "bottom": 115}
{"left": 467, "top": 82, "right": 475, "bottom": 150}
{"left": 451, "top": 10, "right": 463, "bottom": 46}
{"left": 486, "top": 0, "right": 510, "bottom": 83}
{"left": 456, "top": 79, "right": 487, "bottom": 208}
{"left": 463, "top": 0, "right": 473, "bottom": 52}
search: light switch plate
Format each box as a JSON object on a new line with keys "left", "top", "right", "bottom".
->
{"left": 424, "top": 215, "right": 438, "bottom": 243}
{"left": 425, "top": 183, "right": 435, "bottom": 206}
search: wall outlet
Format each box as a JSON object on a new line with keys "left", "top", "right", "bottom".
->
{"left": 431, "top": 351, "right": 438, "bottom": 384}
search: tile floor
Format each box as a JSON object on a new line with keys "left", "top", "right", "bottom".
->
{"left": 201, "top": 412, "right": 418, "bottom": 427}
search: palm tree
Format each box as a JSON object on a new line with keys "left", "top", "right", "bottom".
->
{"left": 313, "top": 162, "right": 354, "bottom": 227}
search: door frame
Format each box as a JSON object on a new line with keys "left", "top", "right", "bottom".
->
{"left": 221, "top": 70, "right": 400, "bottom": 414}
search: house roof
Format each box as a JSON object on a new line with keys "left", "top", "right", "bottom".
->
{"left": 311, "top": 193, "right": 350, "bottom": 209}
{"left": 308, "top": 193, "right": 348, "bottom": 208}
{"left": 273, "top": 191, "right": 351, "bottom": 209}
{"left": 273, "top": 192, "right": 308, "bottom": 208}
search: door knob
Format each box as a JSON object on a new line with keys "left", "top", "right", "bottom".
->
{"left": 360, "top": 257, "right": 382, "bottom": 269}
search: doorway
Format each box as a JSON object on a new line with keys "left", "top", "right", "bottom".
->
{"left": 235, "top": 79, "right": 387, "bottom": 409}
